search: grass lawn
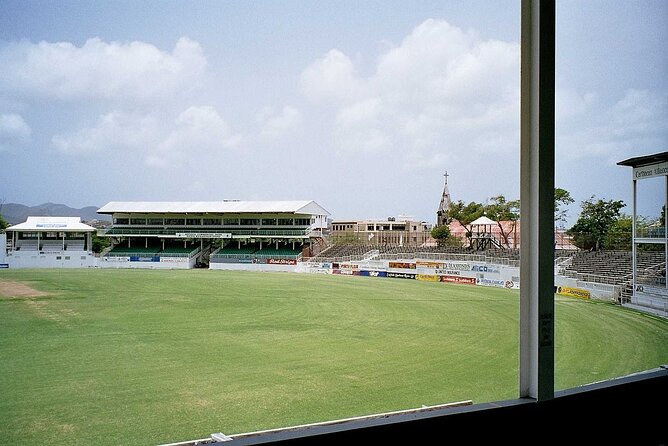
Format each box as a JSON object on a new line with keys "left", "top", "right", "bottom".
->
{"left": 1, "top": 269, "right": 667, "bottom": 445}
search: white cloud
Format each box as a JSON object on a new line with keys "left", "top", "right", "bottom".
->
{"left": 556, "top": 88, "right": 597, "bottom": 120}
{"left": 334, "top": 126, "right": 389, "bottom": 154}
{"left": 299, "top": 19, "right": 519, "bottom": 165}
{"left": 334, "top": 98, "right": 388, "bottom": 153}
{"left": 300, "top": 49, "right": 363, "bottom": 103}
{"left": 257, "top": 106, "right": 302, "bottom": 139}
{"left": 0, "top": 37, "right": 206, "bottom": 102}
{"left": 148, "top": 105, "right": 241, "bottom": 168}
{"left": 50, "top": 105, "right": 241, "bottom": 168}
{"left": 0, "top": 113, "right": 32, "bottom": 151}
{"left": 336, "top": 98, "right": 383, "bottom": 127}
{"left": 557, "top": 89, "right": 668, "bottom": 162}
{"left": 51, "top": 111, "right": 160, "bottom": 155}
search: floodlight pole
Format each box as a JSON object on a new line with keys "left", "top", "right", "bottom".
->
{"left": 519, "top": 0, "right": 555, "bottom": 401}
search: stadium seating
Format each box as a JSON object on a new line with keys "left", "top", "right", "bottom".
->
{"left": 66, "top": 241, "right": 86, "bottom": 251}
{"left": 17, "top": 240, "right": 39, "bottom": 251}
{"left": 255, "top": 246, "right": 302, "bottom": 258}
{"left": 159, "top": 246, "right": 200, "bottom": 257}
{"left": 209, "top": 243, "right": 304, "bottom": 261}
{"left": 311, "top": 243, "right": 522, "bottom": 263}
{"left": 107, "top": 246, "right": 160, "bottom": 257}
{"left": 41, "top": 241, "right": 64, "bottom": 252}
{"left": 563, "top": 250, "right": 665, "bottom": 285}
{"left": 210, "top": 244, "right": 260, "bottom": 260}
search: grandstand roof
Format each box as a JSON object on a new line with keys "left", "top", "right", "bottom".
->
{"left": 7, "top": 216, "right": 96, "bottom": 232}
{"left": 97, "top": 200, "right": 330, "bottom": 216}
{"left": 617, "top": 151, "right": 668, "bottom": 167}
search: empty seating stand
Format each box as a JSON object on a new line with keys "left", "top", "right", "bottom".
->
{"left": 563, "top": 250, "right": 665, "bottom": 285}
{"left": 41, "top": 241, "right": 64, "bottom": 252}
{"left": 159, "top": 246, "right": 200, "bottom": 257}
{"left": 17, "top": 240, "right": 39, "bottom": 251}
{"left": 66, "top": 241, "right": 86, "bottom": 251}
{"left": 107, "top": 246, "right": 160, "bottom": 257}
{"left": 311, "top": 243, "right": 521, "bottom": 264}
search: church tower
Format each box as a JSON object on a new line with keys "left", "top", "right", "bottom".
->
{"left": 436, "top": 171, "right": 452, "bottom": 227}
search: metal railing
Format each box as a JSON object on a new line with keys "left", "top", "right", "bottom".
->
{"left": 636, "top": 227, "right": 666, "bottom": 239}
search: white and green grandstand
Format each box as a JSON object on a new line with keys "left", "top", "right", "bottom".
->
{"left": 96, "top": 200, "right": 330, "bottom": 270}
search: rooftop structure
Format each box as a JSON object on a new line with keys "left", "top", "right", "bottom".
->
{"left": 331, "top": 216, "right": 432, "bottom": 247}
{"left": 4, "top": 216, "right": 96, "bottom": 268}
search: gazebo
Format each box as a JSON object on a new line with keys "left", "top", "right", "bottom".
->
{"left": 469, "top": 215, "right": 502, "bottom": 250}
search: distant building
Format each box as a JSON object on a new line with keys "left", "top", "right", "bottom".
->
{"left": 331, "top": 217, "right": 433, "bottom": 246}
{"left": 4, "top": 216, "right": 97, "bottom": 268}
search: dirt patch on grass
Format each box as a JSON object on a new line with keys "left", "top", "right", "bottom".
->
{"left": 0, "top": 281, "right": 49, "bottom": 298}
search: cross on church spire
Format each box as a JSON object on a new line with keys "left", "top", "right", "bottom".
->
{"left": 437, "top": 171, "right": 452, "bottom": 227}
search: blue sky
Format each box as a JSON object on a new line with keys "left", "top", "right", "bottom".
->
{"left": 1, "top": 0, "right": 666, "bottom": 224}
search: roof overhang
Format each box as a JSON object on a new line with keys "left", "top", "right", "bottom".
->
{"left": 617, "top": 151, "right": 668, "bottom": 168}
{"left": 97, "top": 200, "right": 330, "bottom": 216}
{"left": 6, "top": 216, "right": 96, "bottom": 232}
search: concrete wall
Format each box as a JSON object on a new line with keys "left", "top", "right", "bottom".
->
{"left": 555, "top": 275, "right": 620, "bottom": 300}
{"left": 0, "top": 233, "right": 7, "bottom": 265}
{"left": 5, "top": 250, "right": 97, "bottom": 268}
{"left": 99, "top": 256, "right": 195, "bottom": 269}
{"left": 298, "top": 258, "right": 521, "bottom": 289}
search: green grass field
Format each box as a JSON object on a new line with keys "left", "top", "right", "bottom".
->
{"left": 1, "top": 269, "right": 667, "bottom": 446}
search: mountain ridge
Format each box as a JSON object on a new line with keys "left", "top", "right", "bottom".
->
{"left": 0, "top": 202, "right": 111, "bottom": 225}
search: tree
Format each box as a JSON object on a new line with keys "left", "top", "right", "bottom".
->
{"left": 448, "top": 200, "right": 485, "bottom": 246}
{"left": 485, "top": 195, "right": 519, "bottom": 249}
{"left": 91, "top": 233, "right": 111, "bottom": 253}
{"left": 333, "top": 232, "right": 363, "bottom": 244}
{"left": 567, "top": 196, "right": 625, "bottom": 251}
{"left": 602, "top": 215, "right": 632, "bottom": 250}
{"left": 0, "top": 197, "right": 8, "bottom": 232}
{"left": 430, "top": 225, "right": 451, "bottom": 247}
{"left": 554, "top": 188, "right": 574, "bottom": 229}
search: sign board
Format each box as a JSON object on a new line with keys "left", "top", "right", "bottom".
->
{"left": 416, "top": 274, "right": 440, "bottom": 282}
{"left": 477, "top": 278, "right": 506, "bottom": 287}
{"left": 267, "top": 258, "right": 297, "bottom": 265}
{"left": 175, "top": 232, "right": 232, "bottom": 239}
{"left": 556, "top": 286, "right": 590, "bottom": 300}
{"left": 389, "top": 261, "right": 416, "bottom": 270}
{"left": 416, "top": 261, "right": 442, "bottom": 268}
{"left": 387, "top": 272, "right": 416, "bottom": 279}
{"left": 633, "top": 161, "right": 668, "bottom": 180}
{"left": 441, "top": 275, "right": 476, "bottom": 285}
{"left": 471, "top": 264, "right": 500, "bottom": 274}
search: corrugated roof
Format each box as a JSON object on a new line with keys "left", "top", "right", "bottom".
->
{"left": 97, "top": 200, "right": 330, "bottom": 216}
{"left": 6, "top": 216, "right": 96, "bottom": 232}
